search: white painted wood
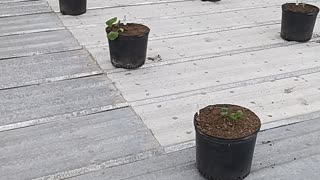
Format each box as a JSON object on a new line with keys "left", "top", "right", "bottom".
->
{"left": 132, "top": 72, "right": 320, "bottom": 146}
{"left": 57, "top": 0, "right": 307, "bottom": 28}
{"left": 66, "top": 5, "right": 284, "bottom": 46}
{"left": 47, "top": 0, "right": 194, "bottom": 12}
{"left": 108, "top": 42, "right": 320, "bottom": 102}
{"left": 90, "top": 23, "right": 320, "bottom": 70}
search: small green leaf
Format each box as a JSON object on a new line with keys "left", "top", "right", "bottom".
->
{"left": 107, "top": 31, "right": 119, "bottom": 40}
{"left": 235, "top": 110, "right": 244, "bottom": 117}
{"left": 229, "top": 110, "right": 244, "bottom": 121}
{"left": 106, "top": 17, "right": 117, "bottom": 27}
{"left": 220, "top": 107, "right": 229, "bottom": 116}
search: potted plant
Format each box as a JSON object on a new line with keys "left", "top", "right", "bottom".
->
{"left": 281, "top": 0, "right": 319, "bottom": 42}
{"left": 194, "top": 104, "right": 261, "bottom": 180}
{"left": 105, "top": 17, "right": 150, "bottom": 69}
{"left": 59, "top": 0, "right": 87, "bottom": 15}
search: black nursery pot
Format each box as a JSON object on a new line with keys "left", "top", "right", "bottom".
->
{"left": 107, "top": 24, "right": 150, "bottom": 69}
{"left": 194, "top": 114, "right": 260, "bottom": 180}
{"left": 281, "top": 3, "right": 319, "bottom": 42}
{"left": 59, "top": 0, "right": 87, "bottom": 16}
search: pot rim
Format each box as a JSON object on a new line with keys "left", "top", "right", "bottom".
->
{"left": 106, "top": 23, "right": 150, "bottom": 38}
{"left": 193, "top": 104, "right": 261, "bottom": 142}
{"left": 282, "top": 3, "right": 320, "bottom": 15}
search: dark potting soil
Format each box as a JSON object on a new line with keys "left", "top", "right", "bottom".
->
{"left": 107, "top": 23, "right": 149, "bottom": 36}
{"left": 195, "top": 104, "right": 261, "bottom": 139}
{"left": 286, "top": 3, "right": 319, "bottom": 13}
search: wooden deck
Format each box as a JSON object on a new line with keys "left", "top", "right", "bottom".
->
{"left": 1, "top": 0, "right": 320, "bottom": 179}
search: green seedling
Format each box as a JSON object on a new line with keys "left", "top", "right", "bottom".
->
{"left": 229, "top": 110, "right": 244, "bottom": 121}
{"left": 219, "top": 107, "right": 244, "bottom": 121}
{"left": 220, "top": 107, "right": 229, "bottom": 116}
{"left": 106, "top": 17, "right": 124, "bottom": 40}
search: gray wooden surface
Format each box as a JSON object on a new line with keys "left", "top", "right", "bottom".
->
{"left": 0, "top": 29, "right": 81, "bottom": 60}
{"left": 0, "top": 49, "right": 101, "bottom": 90}
{"left": 0, "top": 75, "right": 125, "bottom": 127}
{"left": 1, "top": 0, "right": 320, "bottom": 179}
{"left": 0, "top": 1, "right": 51, "bottom": 17}
{"left": 0, "top": 107, "right": 159, "bottom": 180}
{"left": 69, "top": 117, "right": 320, "bottom": 180}
{"left": 0, "top": 13, "right": 64, "bottom": 36}
{"left": 0, "top": 2, "right": 159, "bottom": 180}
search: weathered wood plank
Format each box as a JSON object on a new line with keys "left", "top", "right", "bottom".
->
{"left": 0, "top": 0, "right": 27, "bottom": 3}
{"left": 0, "top": 107, "right": 159, "bottom": 180}
{"left": 108, "top": 42, "right": 320, "bottom": 102}
{"left": 87, "top": 22, "right": 320, "bottom": 70}
{"left": 0, "top": 75, "right": 125, "bottom": 127}
{"left": 0, "top": 1, "right": 51, "bottom": 17}
{"left": 47, "top": 0, "right": 194, "bottom": 12}
{"left": 0, "top": 49, "right": 101, "bottom": 90}
{"left": 0, "top": 30, "right": 81, "bottom": 60}
{"left": 132, "top": 72, "right": 320, "bottom": 146}
{"left": 58, "top": 0, "right": 298, "bottom": 28}
{"left": 66, "top": 5, "right": 282, "bottom": 46}
{"left": 0, "top": 13, "right": 64, "bottom": 36}
{"left": 68, "top": 118, "right": 320, "bottom": 180}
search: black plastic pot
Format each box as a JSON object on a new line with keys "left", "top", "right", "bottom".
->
{"left": 281, "top": 3, "right": 319, "bottom": 42}
{"left": 194, "top": 113, "right": 260, "bottom": 180}
{"left": 59, "top": 0, "right": 87, "bottom": 16}
{"left": 107, "top": 24, "right": 150, "bottom": 69}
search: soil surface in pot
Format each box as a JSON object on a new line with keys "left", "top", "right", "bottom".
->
{"left": 107, "top": 23, "right": 149, "bottom": 36}
{"left": 286, "top": 3, "right": 319, "bottom": 13}
{"left": 195, "top": 104, "right": 261, "bottom": 139}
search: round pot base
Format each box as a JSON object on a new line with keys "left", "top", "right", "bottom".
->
{"left": 111, "top": 59, "right": 145, "bottom": 69}
{"left": 198, "top": 169, "right": 250, "bottom": 180}
{"left": 59, "top": 0, "right": 87, "bottom": 16}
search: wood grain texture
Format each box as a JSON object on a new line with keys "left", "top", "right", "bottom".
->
{"left": 0, "top": 49, "right": 101, "bottom": 90}
{"left": 0, "top": 107, "right": 159, "bottom": 180}
{"left": 0, "top": 13, "right": 63, "bottom": 36}
{"left": 0, "top": 30, "right": 81, "bottom": 60}
{"left": 132, "top": 72, "right": 320, "bottom": 146}
{"left": 69, "top": 118, "right": 320, "bottom": 180}
{"left": 0, "top": 75, "right": 125, "bottom": 126}
{"left": 0, "top": 1, "right": 51, "bottom": 17}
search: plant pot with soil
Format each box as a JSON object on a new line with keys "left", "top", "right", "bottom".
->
{"left": 194, "top": 104, "right": 261, "bottom": 180}
{"left": 281, "top": 1, "right": 319, "bottom": 42}
{"left": 59, "top": 0, "right": 87, "bottom": 15}
{"left": 105, "top": 17, "right": 150, "bottom": 69}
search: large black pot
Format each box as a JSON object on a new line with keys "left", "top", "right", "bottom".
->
{"left": 59, "top": 0, "right": 87, "bottom": 16}
{"left": 194, "top": 113, "right": 260, "bottom": 180}
{"left": 107, "top": 24, "right": 150, "bottom": 69}
{"left": 281, "top": 3, "right": 319, "bottom": 42}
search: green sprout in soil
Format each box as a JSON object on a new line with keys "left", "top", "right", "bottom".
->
{"left": 106, "top": 17, "right": 124, "bottom": 40}
{"left": 219, "top": 107, "right": 244, "bottom": 121}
